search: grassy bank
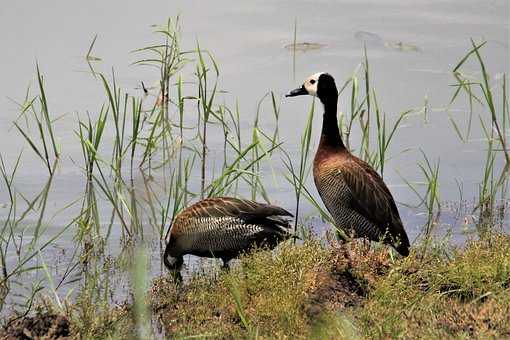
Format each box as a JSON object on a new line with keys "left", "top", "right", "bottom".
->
{"left": 150, "top": 234, "right": 510, "bottom": 339}
{"left": 3, "top": 233, "right": 509, "bottom": 339}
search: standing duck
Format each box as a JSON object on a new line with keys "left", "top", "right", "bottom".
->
{"left": 164, "top": 197, "right": 293, "bottom": 280}
{"left": 286, "top": 72, "right": 410, "bottom": 256}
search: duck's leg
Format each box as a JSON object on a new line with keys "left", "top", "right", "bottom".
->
{"left": 170, "top": 269, "right": 183, "bottom": 284}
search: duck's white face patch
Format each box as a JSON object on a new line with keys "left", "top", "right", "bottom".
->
{"left": 304, "top": 72, "right": 323, "bottom": 96}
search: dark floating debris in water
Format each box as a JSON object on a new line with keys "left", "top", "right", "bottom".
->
{"left": 354, "top": 30, "right": 420, "bottom": 52}
{"left": 284, "top": 42, "right": 326, "bottom": 52}
{"left": 354, "top": 31, "right": 384, "bottom": 45}
{"left": 384, "top": 41, "right": 421, "bottom": 52}
{"left": 85, "top": 55, "right": 102, "bottom": 61}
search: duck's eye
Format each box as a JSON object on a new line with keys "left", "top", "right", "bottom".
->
{"left": 310, "top": 79, "right": 316, "bottom": 84}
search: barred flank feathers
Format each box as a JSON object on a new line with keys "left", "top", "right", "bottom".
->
{"left": 164, "top": 197, "right": 293, "bottom": 271}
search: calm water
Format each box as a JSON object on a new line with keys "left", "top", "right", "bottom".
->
{"left": 0, "top": 0, "right": 509, "bottom": 297}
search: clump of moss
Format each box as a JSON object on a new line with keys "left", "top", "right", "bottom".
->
{"left": 68, "top": 296, "right": 132, "bottom": 339}
{"left": 0, "top": 272, "right": 134, "bottom": 339}
{"left": 0, "top": 295, "right": 133, "bottom": 339}
{"left": 358, "top": 234, "right": 510, "bottom": 339}
{"left": 0, "top": 308, "right": 70, "bottom": 339}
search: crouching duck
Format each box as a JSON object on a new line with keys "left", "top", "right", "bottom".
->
{"left": 164, "top": 197, "right": 293, "bottom": 280}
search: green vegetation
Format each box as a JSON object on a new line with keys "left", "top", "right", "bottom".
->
{"left": 3, "top": 235, "right": 509, "bottom": 338}
{"left": 150, "top": 234, "right": 510, "bottom": 339}
{"left": 0, "top": 16, "right": 508, "bottom": 339}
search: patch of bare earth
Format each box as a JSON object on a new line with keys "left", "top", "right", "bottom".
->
{"left": 306, "top": 240, "right": 391, "bottom": 318}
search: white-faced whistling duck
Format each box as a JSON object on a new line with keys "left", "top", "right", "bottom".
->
{"left": 286, "top": 72, "right": 410, "bottom": 256}
{"left": 163, "top": 197, "right": 293, "bottom": 280}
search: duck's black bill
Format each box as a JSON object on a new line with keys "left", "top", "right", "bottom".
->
{"left": 285, "top": 85, "right": 307, "bottom": 97}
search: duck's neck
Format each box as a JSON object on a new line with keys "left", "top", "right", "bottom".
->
{"left": 319, "top": 95, "right": 345, "bottom": 150}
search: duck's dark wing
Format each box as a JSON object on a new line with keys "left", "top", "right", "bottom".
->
{"left": 177, "top": 197, "right": 292, "bottom": 226}
{"left": 339, "top": 155, "right": 410, "bottom": 255}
